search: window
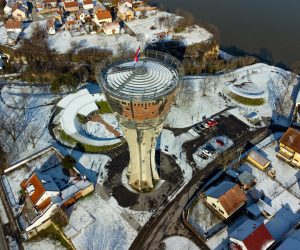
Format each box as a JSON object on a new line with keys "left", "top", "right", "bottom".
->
{"left": 219, "top": 209, "right": 224, "bottom": 214}
{"left": 212, "top": 203, "right": 216, "bottom": 208}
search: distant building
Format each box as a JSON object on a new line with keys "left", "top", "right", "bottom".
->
{"left": 94, "top": 9, "right": 112, "bottom": 26}
{"left": 43, "top": 0, "right": 57, "bottom": 8}
{"left": 5, "top": 19, "right": 22, "bottom": 33}
{"left": 118, "top": 0, "right": 133, "bottom": 9}
{"left": 12, "top": 3, "right": 27, "bottom": 21}
{"left": 47, "top": 18, "right": 56, "bottom": 35}
{"left": 204, "top": 181, "right": 247, "bottom": 219}
{"left": 82, "top": 0, "right": 94, "bottom": 10}
{"left": 246, "top": 150, "right": 270, "bottom": 171}
{"left": 229, "top": 219, "right": 275, "bottom": 250}
{"left": 117, "top": 5, "right": 134, "bottom": 21}
{"left": 277, "top": 127, "right": 300, "bottom": 168}
{"left": 76, "top": 9, "right": 90, "bottom": 22}
{"left": 64, "top": 1, "right": 79, "bottom": 12}
{"left": 237, "top": 171, "right": 256, "bottom": 190}
{"left": 133, "top": 5, "right": 157, "bottom": 18}
{"left": 103, "top": 22, "right": 120, "bottom": 35}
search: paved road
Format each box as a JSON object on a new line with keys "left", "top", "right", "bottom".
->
{"left": 129, "top": 114, "right": 270, "bottom": 250}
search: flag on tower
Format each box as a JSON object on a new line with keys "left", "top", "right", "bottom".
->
{"left": 134, "top": 46, "right": 141, "bottom": 63}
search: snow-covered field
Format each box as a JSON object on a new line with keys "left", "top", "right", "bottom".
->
{"left": 168, "top": 64, "right": 299, "bottom": 128}
{"left": 164, "top": 236, "right": 199, "bottom": 250}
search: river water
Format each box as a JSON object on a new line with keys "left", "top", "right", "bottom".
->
{"left": 151, "top": 0, "right": 300, "bottom": 68}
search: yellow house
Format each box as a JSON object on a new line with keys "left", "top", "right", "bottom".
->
{"left": 246, "top": 150, "right": 270, "bottom": 171}
{"left": 204, "top": 181, "right": 247, "bottom": 219}
{"left": 277, "top": 127, "right": 300, "bottom": 168}
{"left": 117, "top": 5, "right": 134, "bottom": 21}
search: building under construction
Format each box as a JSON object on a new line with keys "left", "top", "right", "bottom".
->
{"left": 97, "top": 50, "right": 184, "bottom": 192}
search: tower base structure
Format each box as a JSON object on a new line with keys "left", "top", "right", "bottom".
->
{"left": 97, "top": 50, "right": 184, "bottom": 192}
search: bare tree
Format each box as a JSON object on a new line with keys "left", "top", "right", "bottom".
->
{"left": 200, "top": 78, "right": 211, "bottom": 97}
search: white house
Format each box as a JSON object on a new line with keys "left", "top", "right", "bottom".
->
{"left": 103, "top": 22, "right": 120, "bottom": 35}
{"left": 93, "top": 9, "right": 112, "bottom": 26}
{"left": 82, "top": 0, "right": 93, "bottom": 10}
{"left": 118, "top": 0, "right": 132, "bottom": 9}
{"left": 5, "top": 19, "right": 22, "bottom": 33}
{"left": 47, "top": 18, "right": 56, "bottom": 35}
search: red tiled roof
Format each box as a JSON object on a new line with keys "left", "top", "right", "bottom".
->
{"left": 64, "top": 1, "right": 79, "bottom": 8}
{"left": 5, "top": 19, "right": 22, "bottom": 29}
{"left": 24, "top": 174, "right": 46, "bottom": 205}
{"left": 96, "top": 10, "right": 112, "bottom": 20}
{"left": 280, "top": 127, "right": 300, "bottom": 153}
{"left": 83, "top": 0, "right": 92, "bottom": 5}
{"left": 243, "top": 224, "right": 274, "bottom": 250}
{"left": 219, "top": 184, "right": 247, "bottom": 216}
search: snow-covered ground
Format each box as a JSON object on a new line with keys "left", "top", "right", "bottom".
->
{"left": 68, "top": 194, "right": 137, "bottom": 250}
{"left": 0, "top": 85, "right": 59, "bottom": 164}
{"left": 167, "top": 63, "right": 299, "bottom": 128}
{"left": 164, "top": 236, "right": 199, "bottom": 250}
{"left": 23, "top": 237, "right": 65, "bottom": 250}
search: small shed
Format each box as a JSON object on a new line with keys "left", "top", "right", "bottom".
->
{"left": 246, "top": 150, "right": 270, "bottom": 171}
{"left": 238, "top": 171, "right": 256, "bottom": 189}
{"left": 247, "top": 199, "right": 276, "bottom": 219}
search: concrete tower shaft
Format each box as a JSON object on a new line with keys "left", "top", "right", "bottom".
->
{"left": 97, "top": 50, "right": 184, "bottom": 192}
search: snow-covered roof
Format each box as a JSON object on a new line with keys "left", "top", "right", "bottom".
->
{"left": 231, "top": 220, "right": 275, "bottom": 250}
{"left": 61, "top": 184, "right": 80, "bottom": 200}
{"left": 102, "top": 57, "right": 181, "bottom": 100}
{"left": 205, "top": 181, "right": 236, "bottom": 198}
{"left": 277, "top": 237, "right": 300, "bottom": 250}
{"left": 237, "top": 171, "right": 255, "bottom": 185}
{"left": 36, "top": 172, "right": 60, "bottom": 192}
{"left": 57, "top": 89, "right": 90, "bottom": 109}
{"left": 77, "top": 102, "right": 98, "bottom": 117}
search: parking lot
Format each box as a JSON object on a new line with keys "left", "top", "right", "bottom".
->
{"left": 184, "top": 110, "right": 252, "bottom": 167}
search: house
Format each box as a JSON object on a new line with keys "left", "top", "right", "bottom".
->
{"left": 12, "top": 3, "right": 27, "bottom": 21}
{"left": 246, "top": 150, "right": 270, "bottom": 171}
{"left": 75, "top": 9, "right": 90, "bottom": 22}
{"left": 43, "top": 0, "right": 57, "bottom": 8}
{"left": 82, "top": 0, "right": 94, "bottom": 10}
{"left": 5, "top": 19, "right": 22, "bottom": 33}
{"left": 237, "top": 171, "right": 256, "bottom": 189}
{"left": 277, "top": 237, "right": 300, "bottom": 250}
{"left": 64, "top": 1, "right": 79, "bottom": 12}
{"left": 117, "top": 5, "right": 134, "bottom": 21}
{"left": 94, "top": 9, "right": 112, "bottom": 26}
{"left": 277, "top": 127, "right": 300, "bottom": 168}
{"left": 204, "top": 181, "right": 247, "bottom": 219}
{"left": 133, "top": 5, "right": 157, "bottom": 18}
{"left": 229, "top": 219, "right": 275, "bottom": 250}
{"left": 247, "top": 199, "right": 276, "bottom": 219}
{"left": 47, "top": 18, "right": 56, "bottom": 35}
{"left": 17, "top": 148, "right": 94, "bottom": 237}
{"left": 118, "top": 0, "right": 132, "bottom": 8}
{"left": 103, "top": 22, "right": 120, "bottom": 35}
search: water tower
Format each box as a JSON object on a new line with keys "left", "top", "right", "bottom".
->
{"left": 96, "top": 50, "right": 184, "bottom": 192}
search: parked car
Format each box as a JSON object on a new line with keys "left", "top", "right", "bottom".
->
{"left": 205, "top": 144, "right": 216, "bottom": 153}
{"left": 206, "top": 119, "right": 218, "bottom": 127}
{"left": 202, "top": 149, "right": 212, "bottom": 157}
{"left": 199, "top": 153, "right": 209, "bottom": 160}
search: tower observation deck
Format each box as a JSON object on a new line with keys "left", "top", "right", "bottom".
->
{"left": 96, "top": 50, "right": 184, "bottom": 192}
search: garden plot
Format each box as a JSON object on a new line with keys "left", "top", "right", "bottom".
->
{"left": 188, "top": 198, "right": 225, "bottom": 238}
{"left": 23, "top": 237, "right": 65, "bottom": 250}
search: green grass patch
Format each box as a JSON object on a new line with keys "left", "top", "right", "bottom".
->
{"left": 29, "top": 223, "right": 73, "bottom": 250}
{"left": 229, "top": 92, "right": 265, "bottom": 106}
{"left": 76, "top": 113, "right": 88, "bottom": 124}
{"left": 96, "top": 101, "right": 112, "bottom": 114}
{"left": 60, "top": 130, "right": 78, "bottom": 145}
{"left": 57, "top": 128, "right": 123, "bottom": 153}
